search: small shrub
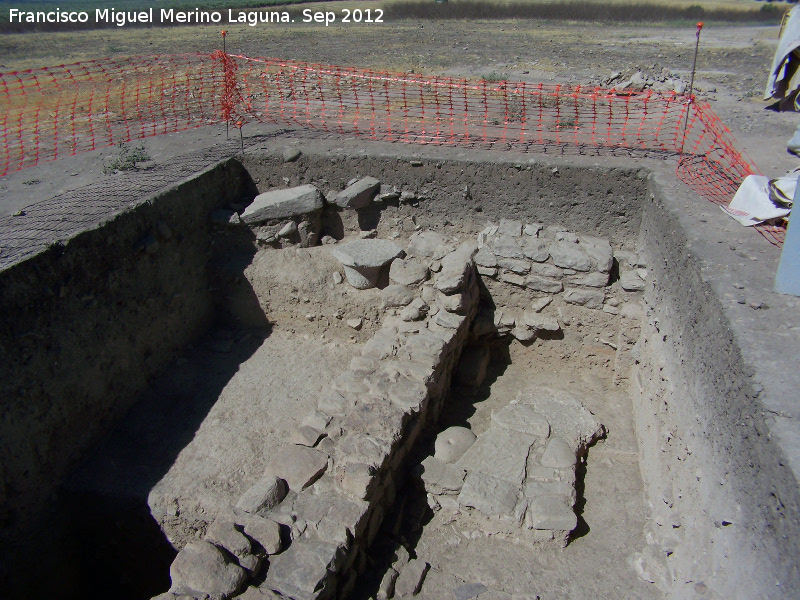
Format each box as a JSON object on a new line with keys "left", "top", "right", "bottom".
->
{"left": 103, "top": 142, "right": 151, "bottom": 174}
{"left": 482, "top": 72, "right": 510, "bottom": 83}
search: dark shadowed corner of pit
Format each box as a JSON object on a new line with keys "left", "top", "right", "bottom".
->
{"left": 0, "top": 157, "right": 274, "bottom": 600}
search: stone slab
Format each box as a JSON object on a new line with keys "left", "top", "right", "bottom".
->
{"left": 458, "top": 471, "right": 519, "bottom": 518}
{"left": 264, "top": 446, "right": 329, "bottom": 492}
{"left": 456, "top": 428, "right": 536, "bottom": 485}
{"left": 241, "top": 185, "right": 323, "bottom": 223}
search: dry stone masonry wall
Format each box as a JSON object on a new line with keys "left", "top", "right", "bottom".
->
{"left": 154, "top": 230, "right": 481, "bottom": 600}
{"left": 153, "top": 174, "right": 644, "bottom": 600}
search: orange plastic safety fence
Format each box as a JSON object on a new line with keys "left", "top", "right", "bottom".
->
{"left": 0, "top": 53, "right": 780, "bottom": 244}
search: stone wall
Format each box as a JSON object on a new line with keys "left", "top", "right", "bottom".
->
{"left": 155, "top": 241, "right": 481, "bottom": 600}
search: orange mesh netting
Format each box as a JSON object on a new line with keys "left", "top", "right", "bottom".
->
{"left": 0, "top": 53, "right": 780, "bottom": 244}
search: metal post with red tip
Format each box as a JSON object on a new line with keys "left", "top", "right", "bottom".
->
{"left": 680, "top": 22, "right": 704, "bottom": 154}
{"left": 222, "top": 30, "right": 229, "bottom": 139}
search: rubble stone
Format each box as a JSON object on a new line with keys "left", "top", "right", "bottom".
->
{"left": 266, "top": 540, "right": 342, "bottom": 598}
{"left": 382, "top": 284, "right": 415, "bottom": 307}
{"left": 390, "top": 258, "right": 430, "bottom": 286}
{"left": 563, "top": 288, "right": 605, "bottom": 309}
{"left": 236, "top": 476, "right": 288, "bottom": 515}
{"left": 169, "top": 540, "right": 247, "bottom": 597}
{"left": 334, "top": 177, "right": 381, "bottom": 209}
{"left": 408, "top": 230, "right": 451, "bottom": 259}
{"left": 620, "top": 270, "right": 646, "bottom": 292}
{"left": 549, "top": 242, "right": 591, "bottom": 272}
{"left": 205, "top": 519, "right": 252, "bottom": 558}
{"left": 524, "top": 275, "right": 563, "bottom": 294}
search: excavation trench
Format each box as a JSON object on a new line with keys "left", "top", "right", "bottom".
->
{"left": 1, "top": 145, "right": 797, "bottom": 600}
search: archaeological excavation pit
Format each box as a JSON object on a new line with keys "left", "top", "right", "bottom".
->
{"left": 1, "top": 139, "right": 798, "bottom": 600}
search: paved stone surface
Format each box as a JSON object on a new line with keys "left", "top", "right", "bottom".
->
{"left": 456, "top": 429, "right": 536, "bottom": 485}
{"left": 525, "top": 496, "right": 578, "bottom": 531}
{"left": 458, "top": 471, "right": 519, "bottom": 518}
{"left": 540, "top": 437, "right": 576, "bottom": 468}
{"left": 491, "top": 404, "right": 550, "bottom": 438}
{"left": 241, "top": 184, "right": 324, "bottom": 224}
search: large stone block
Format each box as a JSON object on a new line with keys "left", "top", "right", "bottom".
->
{"left": 241, "top": 185, "right": 324, "bottom": 223}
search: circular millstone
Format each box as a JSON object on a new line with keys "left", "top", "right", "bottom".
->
{"left": 330, "top": 239, "right": 404, "bottom": 289}
{"left": 434, "top": 426, "right": 477, "bottom": 464}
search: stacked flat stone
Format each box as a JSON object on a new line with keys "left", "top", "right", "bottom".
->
{"left": 417, "top": 387, "right": 604, "bottom": 550}
{"left": 476, "top": 219, "right": 614, "bottom": 312}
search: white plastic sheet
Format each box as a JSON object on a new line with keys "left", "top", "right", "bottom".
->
{"left": 721, "top": 175, "right": 793, "bottom": 227}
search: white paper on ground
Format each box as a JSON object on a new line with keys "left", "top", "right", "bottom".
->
{"left": 721, "top": 175, "right": 793, "bottom": 227}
